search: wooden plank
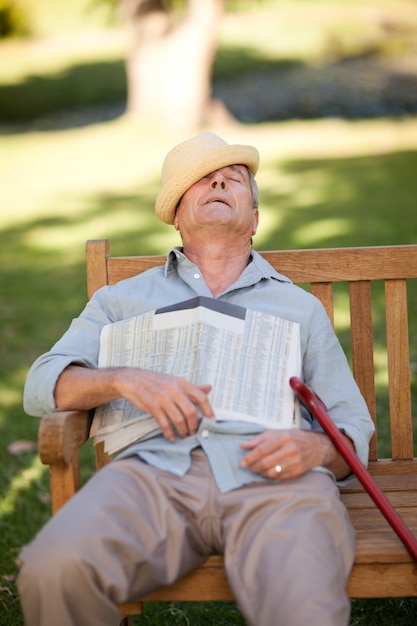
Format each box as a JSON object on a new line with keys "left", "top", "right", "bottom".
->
{"left": 49, "top": 462, "right": 80, "bottom": 514}
{"left": 366, "top": 458, "right": 417, "bottom": 476}
{"left": 354, "top": 529, "right": 414, "bottom": 562}
{"left": 107, "top": 256, "right": 166, "bottom": 285}
{"left": 310, "top": 282, "right": 334, "bottom": 326}
{"left": 105, "top": 245, "right": 417, "bottom": 286}
{"left": 341, "top": 491, "right": 416, "bottom": 510}
{"left": 385, "top": 279, "right": 414, "bottom": 460}
{"left": 120, "top": 603, "right": 143, "bottom": 618}
{"left": 86, "top": 239, "right": 109, "bottom": 298}
{"left": 348, "top": 507, "right": 417, "bottom": 530}
{"left": 347, "top": 562, "right": 417, "bottom": 597}
{"left": 349, "top": 280, "right": 378, "bottom": 460}
{"left": 139, "top": 558, "right": 234, "bottom": 604}
{"left": 341, "top": 472, "right": 417, "bottom": 492}
{"left": 260, "top": 245, "right": 417, "bottom": 282}
{"left": 95, "top": 440, "right": 111, "bottom": 470}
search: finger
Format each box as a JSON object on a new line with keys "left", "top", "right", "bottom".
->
{"left": 151, "top": 407, "right": 177, "bottom": 442}
{"left": 139, "top": 385, "right": 192, "bottom": 440}
{"left": 242, "top": 449, "right": 281, "bottom": 475}
{"left": 240, "top": 432, "right": 284, "bottom": 463}
{"left": 240, "top": 434, "right": 265, "bottom": 450}
{"left": 171, "top": 383, "right": 213, "bottom": 433}
{"left": 192, "top": 384, "right": 214, "bottom": 418}
{"left": 168, "top": 398, "right": 200, "bottom": 437}
{"left": 159, "top": 382, "right": 213, "bottom": 438}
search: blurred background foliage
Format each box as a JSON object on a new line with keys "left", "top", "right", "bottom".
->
{"left": 0, "top": 0, "right": 416, "bottom": 124}
{"left": 0, "top": 1, "right": 416, "bottom": 624}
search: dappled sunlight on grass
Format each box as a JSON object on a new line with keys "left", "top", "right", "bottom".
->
{"left": 0, "top": 455, "right": 46, "bottom": 518}
{"left": 0, "top": 386, "right": 24, "bottom": 415}
{"left": 247, "top": 118, "right": 417, "bottom": 161}
{"left": 291, "top": 217, "right": 353, "bottom": 247}
{"left": 255, "top": 207, "right": 286, "bottom": 249}
{"left": 143, "top": 230, "right": 181, "bottom": 253}
{"left": 23, "top": 207, "right": 152, "bottom": 251}
{"left": 0, "top": 28, "right": 126, "bottom": 85}
{"left": 0, "top": 116, "right": 179, "bottom": 232}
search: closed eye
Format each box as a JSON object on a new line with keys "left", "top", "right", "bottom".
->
{"left": 226, "top": 166, "right": 245, "bottom": 182}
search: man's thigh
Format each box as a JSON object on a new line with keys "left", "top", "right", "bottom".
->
{"left": 220, "top": 471, "right": 355, "bottom": 626}
{"left": 20, "top": 455, "right": 215, "bottom": 602}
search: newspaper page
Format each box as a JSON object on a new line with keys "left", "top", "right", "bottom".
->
{"left": 91, "top": 296, "right": 301, "bottom": 454}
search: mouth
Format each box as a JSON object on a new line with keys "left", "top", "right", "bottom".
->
{"left": 206, "top": 195, "right": 231, "bottom": 207}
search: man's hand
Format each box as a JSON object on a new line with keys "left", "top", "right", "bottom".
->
{"left": 117, "top": 369, "right": 214, "bottom": 442}
{"left": 240, "top": 429, "right": 353, "bottom": 481}
{"left": 55, "top": 365, "right": 214, "bottom": 442}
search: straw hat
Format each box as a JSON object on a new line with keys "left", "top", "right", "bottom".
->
{"left": 155, "top": 132, "right": 260, "bottom": 224}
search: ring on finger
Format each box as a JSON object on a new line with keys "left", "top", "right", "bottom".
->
{"left": 274, "top": 464, "right": 282, "bottom": 475}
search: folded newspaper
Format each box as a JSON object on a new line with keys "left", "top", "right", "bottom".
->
{"left": 90, "top": 296, "right": 301, "bottom": 455}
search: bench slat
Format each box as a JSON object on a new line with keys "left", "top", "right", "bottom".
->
{"left": 385, "top": 279, "right": 414, "bottom": 460}
{"left": 341, "top": 491, "right": 416, "bottom": 510}
{"left": 310, "top": 282, "right": 334, "bottom": 325}
{"left": 341, "top": 472, "right": 417, "bottom": 492}
{"left": 260, "top": 246, "right": 417, "bottom": 282}
{"left": 349, "top": 280, "right": 378, "bottom": 460}
{"left": 348, "top": 507, "right": 417, "bottom": 530}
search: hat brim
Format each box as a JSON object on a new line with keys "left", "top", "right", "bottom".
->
{"left": 155, "top": 144, "right": 259, "bottom": 225}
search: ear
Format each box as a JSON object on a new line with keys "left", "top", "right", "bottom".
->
{"left": 252, "top": 209, "right": 259, "bottom": 235}
{"left": 173, "top": 199, "right": 182, "bottom": 231}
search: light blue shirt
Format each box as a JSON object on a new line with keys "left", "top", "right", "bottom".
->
{"left": 24, "top": 248, "right": 374, "bottom": 492}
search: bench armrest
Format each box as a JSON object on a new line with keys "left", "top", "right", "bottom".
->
{"left": 38, "top": 410, "right": 94, "bottom": 512}
{"left": 38, "top": 410, "right": 93, "bottom": 465}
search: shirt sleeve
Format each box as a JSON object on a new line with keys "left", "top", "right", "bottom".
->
{"left": 23, "top": 287, "right": 119, "bottom": 417}
{"left": 301, "top": 297, "right": 375, "bottom": 468}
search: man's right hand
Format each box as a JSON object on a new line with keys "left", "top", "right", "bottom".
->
{"left": 54, "top": 365, "right": 214, "bottom": 442}
{"left": 117, "top": 368, "right": 213, "bottom": 441}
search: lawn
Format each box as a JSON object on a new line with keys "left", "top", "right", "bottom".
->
{"left": 1, "top": 1, "right": 417, "bottom": 624}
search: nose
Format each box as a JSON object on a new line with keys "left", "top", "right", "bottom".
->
{"left": 210, "top": 171, "right": 227, "bottom": 189}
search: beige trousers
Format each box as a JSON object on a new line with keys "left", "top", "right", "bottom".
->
{"left": 18, "top": 449, "right": 355, "bottom": 626}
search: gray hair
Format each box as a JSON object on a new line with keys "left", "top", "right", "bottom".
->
{"left": 247, "top": 166, "right": 259, "bottom": 210}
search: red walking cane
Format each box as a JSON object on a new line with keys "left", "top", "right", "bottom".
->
{"left": 289, "top": 376, "right": 417, "bottom": 562}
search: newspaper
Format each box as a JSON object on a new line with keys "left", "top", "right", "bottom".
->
{"left": 90, "top": 296, "right": 301, "bottom": 455}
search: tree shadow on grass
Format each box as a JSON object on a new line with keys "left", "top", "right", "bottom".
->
{"left": 0, "top": 59, "right": 127, "bottom": 130}
{"left": 258, "top": 149, "right": 417, "bottom": 251}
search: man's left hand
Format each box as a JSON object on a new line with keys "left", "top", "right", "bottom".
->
{"left": 239, "top": 429, "right": 339, "bottom": 480}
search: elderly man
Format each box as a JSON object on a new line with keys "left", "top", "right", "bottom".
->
{"left": 18, "top": 132, "right": 374, "bottom": 626}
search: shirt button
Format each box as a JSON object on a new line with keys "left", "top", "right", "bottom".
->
{"left": 193, "top": 273, "right": 201, "bottom": 279}
{"left": 201, "top": 429, "right": 210, "bottom": 438}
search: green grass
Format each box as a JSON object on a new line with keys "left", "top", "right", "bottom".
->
{"left": 1, "top": 1, "right": 417, "bottom": 624}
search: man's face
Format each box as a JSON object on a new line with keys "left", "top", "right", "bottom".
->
{"left": 174, "top": 165, "right": 259, "bottom": 239}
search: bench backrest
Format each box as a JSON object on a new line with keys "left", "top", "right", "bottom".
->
{"left": 86, "top": 239, "right": 417, "bottom": 467}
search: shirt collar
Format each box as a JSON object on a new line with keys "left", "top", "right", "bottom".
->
{"left": 249, "top": 249, "right": 292, "bottom": 284}
{"left": 164, "top": 247, "right": 292, "bottom": 285}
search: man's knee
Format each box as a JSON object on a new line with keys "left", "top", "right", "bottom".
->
{"left": 18, "top": 538, "right": 90, "bottom": 593}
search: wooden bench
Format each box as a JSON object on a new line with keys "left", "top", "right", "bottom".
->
{"left": 38, "top": 239, "right": 417, "bottom": 624}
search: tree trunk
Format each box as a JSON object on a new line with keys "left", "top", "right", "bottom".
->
{"left": 120, "top": 0, "right": 225, "bottom": 133}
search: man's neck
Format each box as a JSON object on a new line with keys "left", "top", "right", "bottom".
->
{"left": 182, "top": 240, "right": 252, "bottom": 298}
